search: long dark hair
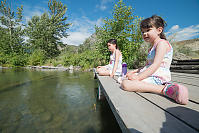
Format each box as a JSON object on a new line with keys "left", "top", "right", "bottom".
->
{"left": 107, "top": 39, "right": 118, "bottom": 49}
{"left": 140, "top": 15, "right": 167, "bottom": 40}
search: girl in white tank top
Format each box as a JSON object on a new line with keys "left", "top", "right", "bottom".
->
{"left": 96, "top": 39, "right": 122, "bottom": 77}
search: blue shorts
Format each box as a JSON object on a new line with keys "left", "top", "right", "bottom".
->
{"left": 142, "top": 76, "right": 164, "bottom": 85}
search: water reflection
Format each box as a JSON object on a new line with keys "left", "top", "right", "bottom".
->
{"left": 0, "top": 69, "right": 121, "bottom": 133}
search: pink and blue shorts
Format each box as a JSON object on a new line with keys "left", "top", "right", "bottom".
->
{"left": 142, "top": 76, "right": 166, "bottom": 85}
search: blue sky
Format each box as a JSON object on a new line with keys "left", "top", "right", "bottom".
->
{"left": 9, "top": 0, "right": 199, "bottom": 45}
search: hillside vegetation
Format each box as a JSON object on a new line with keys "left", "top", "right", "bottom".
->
{"left": 172, "top": 38, "right": 199, "bottom": 60}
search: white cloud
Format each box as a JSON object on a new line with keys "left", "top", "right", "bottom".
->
{"left": 166, "top": 24, "right": 199, "bottom": 41}
{"left": 96, "top": 0, "right": 113, "bottom": 11}
{"left": 61, "top": 17, "right": 103, "bottom": 46}
{"left": 169, "top": 25, "right": 179, "bottom": 32}
{"left": 61, "top": 32, "right": 91, "bottom": 46}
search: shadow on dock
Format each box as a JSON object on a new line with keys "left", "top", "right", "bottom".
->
{"left": 161, "top": 106, "right": 199, "bottom": 133}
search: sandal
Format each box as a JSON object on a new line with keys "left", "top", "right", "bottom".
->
{"left": 163, "top": 83, "right": 188, "bottom": 105}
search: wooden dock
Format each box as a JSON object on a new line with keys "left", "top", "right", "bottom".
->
{"left": 94, "top": 70, "right": 199, "bottom": 133}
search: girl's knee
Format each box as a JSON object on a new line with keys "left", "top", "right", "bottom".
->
{"left": 96, "top": 68, "right": 100, "bottom": 73}
{"left": 98, "top": 71, "right": 110, "bottom": 76}
{"left": 121, "top": 80, "right": 131, "bottom": 91}
{"left": 97, "top": 69, "right": 103, "bottom": 75}
{"left": 121, "top": 80, "right": 139, "bottom": 92}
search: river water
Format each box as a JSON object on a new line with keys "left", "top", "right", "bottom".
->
{"left": 0, "top": 68, "right": 122, "bottom": 133}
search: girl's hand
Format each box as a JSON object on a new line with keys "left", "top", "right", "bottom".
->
{"left": 97, "top": 66, "right": 102, "bottom": 68}
{"left": 130, "top": 69, "right": 139, "bottom": 73}
{"left": 126, "top": 69, "right": 138, "bottom": 77}
{"left": 126, "top": 72, "right": 133, "bottom": 80}
{"left": 110, "top": 73, "right": 114, "bottom": 78}
{"left": 127, "top": 73, "right": 139, "bottom": 80}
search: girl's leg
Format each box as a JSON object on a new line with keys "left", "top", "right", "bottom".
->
{"left": 121, "top": 79, "right": 164, "bottom": 94}
{"left": 97, "top": 67, "right": 110, "bottom": 76}
{"left": 97, "top": 67, "right": 106, "bottom": 73}
{"left": 121, "top": 80, "right": 189, "bottom": 105}
{"left": 98, "top": 70, "right": 110, "bottom": 76}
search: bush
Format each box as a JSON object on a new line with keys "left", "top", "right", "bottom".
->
{"left": 61, "top": 50, "right": 103, "bottom": 70}
{"left": 0, "top": 53, "right": 8, "bottom": 65}
{"left": 0, "top": 53, "right": 28, "bottom": 67}
{"left": 9, "top": 54, "right": 28, "bottom": 66}
{"left": 28, "top": 49, "right": 46, "bottom": 66}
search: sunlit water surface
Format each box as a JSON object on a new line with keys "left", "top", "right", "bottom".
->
{"left": 0, "top": 68, "right": 122, "bottom": 133}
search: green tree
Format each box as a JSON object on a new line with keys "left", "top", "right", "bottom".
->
{"left": 0, "top": 0, "right": 25, "bottom": 55}
{"left": 95, "top": 0, "right": 146, "bottom": 68}
{"left": 48, "top": 0, "right": 70, "bottom": 39}
{"left": 0, "top": 0, "right": 27, "bottom": 66}
{"left": 26, "top": 0, "right": 70, "bottom": 58}
{"left": 26, "top": 13, "right": 53, "bottom": 58}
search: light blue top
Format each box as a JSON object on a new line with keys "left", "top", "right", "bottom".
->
{"left": 140, "top": 39, "right": 173, "bottom": 82}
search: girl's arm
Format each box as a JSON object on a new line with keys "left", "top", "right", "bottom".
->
{"left": 136, "top": 41, "right": 170, "bottom": 80}
{"left": 97, "top": 66, "right": 104, "bottom": 68}
{"left": 127, "top": 66, "right": 144, "bottom": 75}
{"left": 110, "top": 49, "right": 120, "bottom": 77}
{"left": 126, "top": 69, "right": 140, "bottom": 80}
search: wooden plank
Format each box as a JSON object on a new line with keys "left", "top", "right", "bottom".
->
{"left": 172, "top": 59, "right": 199, "bottom": 65}
{"left": 172, "top": 59, "right": 199, "bottom": 62}
{"left": 171, "top": 72, "right": 199, "bottom": 86}
{"left": 171, "top": 72, "right": 199, "bottom": 78}
{"left": 170, "top": 65, "right": 199, "bottom": 70}
{"left": 172, "top": 62, "right": 199, "bottom": 65}
{"left": 138, "top": 93, "right": 199, "bottom": 131}
{"left": 97, "top": 75, "right": 198, "bottom": 133}
{"left": 171, "top": 70, "right": 199, "bottom": 74}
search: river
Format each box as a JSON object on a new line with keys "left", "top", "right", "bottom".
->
{"left": 0, "top": 68, "right": 122, "bottom": 133}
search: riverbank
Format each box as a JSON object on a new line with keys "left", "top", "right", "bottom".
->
{"left": 0, "top": 65, "right": 93, "bottom": 72}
